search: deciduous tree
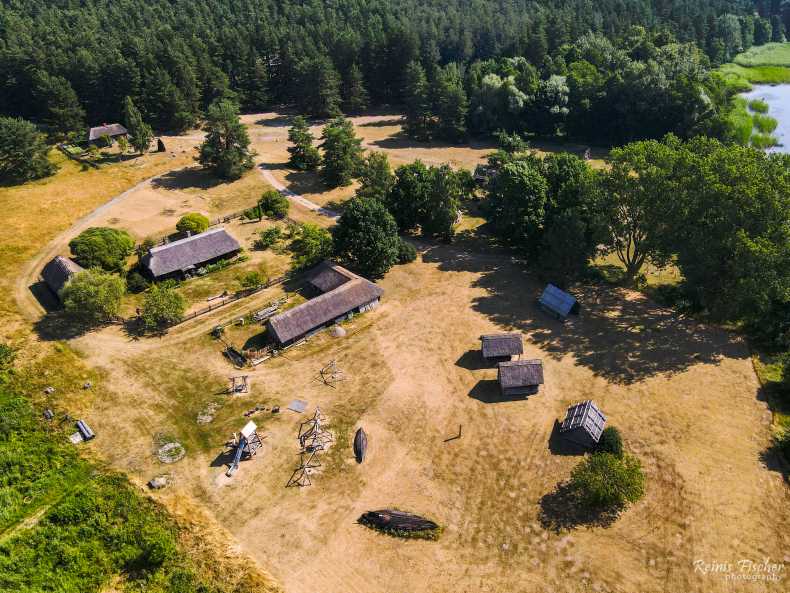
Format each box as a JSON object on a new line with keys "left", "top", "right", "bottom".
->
{"left": 61, "top": 269, "right": 126, "bottom": 323}
{"left": 333, "top": 197, "right": 400, "bottom": 277}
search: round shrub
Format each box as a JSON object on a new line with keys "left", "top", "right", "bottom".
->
{"left": 175, "top": 212, "right": 209, "bottom": 234}
{"left": 569, "top": 452, "right": 645, "bottom": 510}
{"left": 69, "top": 227, "right": 135, "bottom": 272}
{"left": 597, "top": 426, "right": 624, "bottom": 458}
{"left": 60, "top": 269, "right": 126, "bottom": 323}
{"left": 126, "top": 270, "right": 150, "bottom": 294}
{"left": 259, "top": 190, "right": 290, "bottom": 219}
{"left": 397, "top": 238, "right": 417, "bottom": 264}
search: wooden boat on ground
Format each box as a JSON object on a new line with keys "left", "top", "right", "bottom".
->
{"left": 353, "top": 427, "right": 367, "bottom": 463}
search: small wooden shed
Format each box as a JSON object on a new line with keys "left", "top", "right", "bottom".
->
{"left": 88, "top": 123, "right": 128, "bottom": 145}
{"left": 539, "top": 284, "right": 579, "bottom": 320}
{"left": 41, "top": 256, "right": 84, "bottom": 299}
{"left": 497, "top": 359, "right": 544, "bottom": 397}
{"left": 480, "top": 333, "right": 523, "bottom": 361}
{"left": 559, "top": 400, "right": 606, "bottom": 448}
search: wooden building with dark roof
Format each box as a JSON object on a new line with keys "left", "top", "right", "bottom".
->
{"left": 480, "top": 333, "right": 523, "bottom": 361}
{"left": 497, "top": 359, "right": 544, "bottom": 397}
{"left": 88, "top": 123, "right": 128, "bottom": 144}
{"left": 41, "top": 256, "right": 84, "bottom": 299}
{"left": 560, "top": 400, "right": 606, "bottom": 448}
{"left": 141, "top": 227, "right": 240, "bottom": 280}
{"left": 266, "top": 262, "right": 383, "bottom": 347}
{"left": 539, "top": 283, "right": 579, "bottom": 320}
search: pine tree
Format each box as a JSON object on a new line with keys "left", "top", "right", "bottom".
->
{"left": 402, "top": 61, "right": 433, "bottom": 140}
{"left": 0, "top": 116, "right": 56, "bottom": 184}
{"left": 433, "top": 64, "right": 468, "bottom": 142}
{"left": 287, "top": 115, "right": 321, "bottom": 170}
{"left": 319, "top": 117, "right": 363, "bottom": 188}
{"left": 123, "top": 96, "right": 153, "bottom": 154}
{"left": 343, "top": 64, "right": 369, "bottom": 113}
{"left": 198, "top": 99, "right": 254, "bottom": 180}
{"left": 295, "top": 56, "right": 342, "bottom": 118}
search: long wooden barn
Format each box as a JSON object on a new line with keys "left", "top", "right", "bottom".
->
{"left": 141, "top": 227, "right": 240, "bottom": 280}
{"left": 267, "top": 261, "right": 383, "bottom": 347}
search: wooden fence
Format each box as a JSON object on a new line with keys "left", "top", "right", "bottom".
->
{"left": 172, "top": 274, "right": 289, "bottom": 325}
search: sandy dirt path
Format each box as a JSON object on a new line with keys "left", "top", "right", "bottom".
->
{"left": 257, "top": 163, "right": 340, "bottom": 220}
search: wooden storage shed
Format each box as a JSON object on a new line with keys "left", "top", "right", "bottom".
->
{"left": 539, "top": 284, "right": 579, "bottom": 320}
{"left": 480, "top": 333, "right": 523, "bottom": 361}
{"left": 41, "top": 256, "right": 84, "bottom": 299}
{"left": 88, "top": 123, "right": 128, "bottom": 144}
{"left": 559, "top": 400, "right": 606, "bottom": 448}
{"left": 497, "top": 359, "right": 544, "bottom": 397}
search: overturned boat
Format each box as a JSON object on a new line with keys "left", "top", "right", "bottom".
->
{"left": 353, "top": 427, "right": 367, "bottom": 463}
{"left": 359, "top": 509, "right": 438, "bottom": 534}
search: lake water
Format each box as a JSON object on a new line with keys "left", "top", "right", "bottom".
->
{"left": 740, "top": 84, "right": 790, "bottom": 153}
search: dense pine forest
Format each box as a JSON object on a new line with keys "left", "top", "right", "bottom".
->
{"left": 1, "top": 0, "right": 787, "bottom": 144}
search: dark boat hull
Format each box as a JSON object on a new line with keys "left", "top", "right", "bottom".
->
{"left": 353, "top": 427, "right": 367, "bottom": 463}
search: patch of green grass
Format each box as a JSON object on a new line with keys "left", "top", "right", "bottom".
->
{"left": 752, "top": 113, "right": 778, "bottom": 134}
{"left": 751, "top": 132, "right": 779, "bottom": 149}
{"left": 734, "top": 42, "right": 790, "bottom": 67}
{"left": 748, "top": 98, "right": 769, "bottom": 113}
{"left": 753, "top": 353, "right": 790, "bottom": 430}
{"left": 719, "top": 62, "right": 790, "bottom": 85}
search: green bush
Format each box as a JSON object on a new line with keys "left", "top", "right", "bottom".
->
{"left": 253, "top": 227, "right": 281, "bottom": 250}
{"left": 238, "top": 269, "right": 267, "bottom": 289}
{"left": 175, "top": 212, "right": 210, "bottom": 234}
{"left": 751, "top": 132, "right": 778, "bottom": 149}
{"left": 569, "top": 452, "right": 645, "bottom": 510}
{"left": 775, "top": 429, "right": 790, "bottom": 461}
{"left": 258, "top": 190, "right": 289, "bottom": 219}
{"left": 289, "top": 223, "right": 333, "bottom": 269}
{"left": 596, "top": 426, "right": 624, "bottom": 458}
{"left": 0, "top": 344, "right": 15, "bottom": 372}
{"left": 126, "top": 270, "right": 150, "bottom": 293}
{"left": 68, "top": 227, "right": 135, "bottom": 272}
{"left": 397, "top": 238, "right": 417, "bottom": 264}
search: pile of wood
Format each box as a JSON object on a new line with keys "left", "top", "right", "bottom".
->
{"left": 359, "top": 510, "right": 438, "bottom": 534}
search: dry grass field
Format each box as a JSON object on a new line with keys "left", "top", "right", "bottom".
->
{"left": 5, "top": 113, "right": 789, "bottom": 593}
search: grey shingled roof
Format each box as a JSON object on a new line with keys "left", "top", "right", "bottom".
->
{"left": 88, "top": 123, "right": 128, "bottom": 141}
{"left": 309, "top": 260, "right": 357, "bottom": 293}
{"left": 41, "top": 256, "right": 84, "bottom": 296}
{"left": 268, "top": 265, "right": 383, "bottom": 344}
{"left": 141, "top": 227, "right": 240, "bottom": 278}
{"left": 560, "top": 400, "right": 606, "bottom": 442}
{"left": 497, "top": 359, "right": 544, "bottom": 389}
{"left": 481, "top": 333, "right": 524, "bottom": 358}
{"left": 539, "top": 283, "right": 577, "bottom": 318}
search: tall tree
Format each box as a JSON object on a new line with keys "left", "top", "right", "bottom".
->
{"left": 198, "top": 99, "right": 254, "bottom": 180}
{"left": 60, "top": 269, "right": 126, "bottom": 324}
{"left": 333, "top": 197, "right": 400, "bottom": 277}
{"left": 287, "top": 116, "right": 321, "bottom": 171}
{"left": 357, "top": 152, "right": 394, "bottom": 201}
{"left": 402, "top": 61, "right": 433, "bottom": 140}
{"left": 343, "top": 64, "right": 369, "bottom": 114}
{"left": 295, "top": 56, "right": 342, "bottom": 118}
{"left": 123, "top": 96, "right": 153, "bottom": 154}
{"left": 433, "top": 63, "right": 468, "bottom": 142}
{"left": 319, "top": 117, "right": 362, "bottom": 188}
{"left": 0, "top": 117, "right": 55, "bottom": 184}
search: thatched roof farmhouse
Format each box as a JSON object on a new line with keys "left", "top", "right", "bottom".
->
{"left": 141, "top": 227, "right": 240, "bottom": 280}
{"left": 497, "top": 359, "right": 544, "bottom": 397}
{"left": 267, "top": 262, "right": 383, "bottom": 346}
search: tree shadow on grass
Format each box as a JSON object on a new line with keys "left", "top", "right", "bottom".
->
{"left": 359, "top": 118, "right": 403, "bottom": 128}
{"left": 151, "top": 167, "right": 227, "bottom": 191}
{"left": 421, "top": 243, "right": 748, "bottom": 385}
{"left": 283, "top": 169, "right": 327, "bottom": 196}
{"left": 33, "top": 311, "right": 97, "bottom": 341}
{"left": 539, "top": 481, "right": 621, "bottom": 533}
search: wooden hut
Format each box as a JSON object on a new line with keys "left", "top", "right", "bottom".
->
{"left": 266, "top": 262, "right": 383, "bottom": 347}
{"left": 141, "top": 227, "right": 240, "bottom": 280}
{"left": 497, "top": 359, "right": 544, "bottom": 397}
{"left": 539, "top": 284, "right": 579, "bottom": 320}
{"left": 41, "top": 256, "right": 84, "bottom": 299}
{"left": 559, "top": 400, "right": 606, "bottom": 448}
{"left": 480, "top": 333, "right": 523, "bottom": 362}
